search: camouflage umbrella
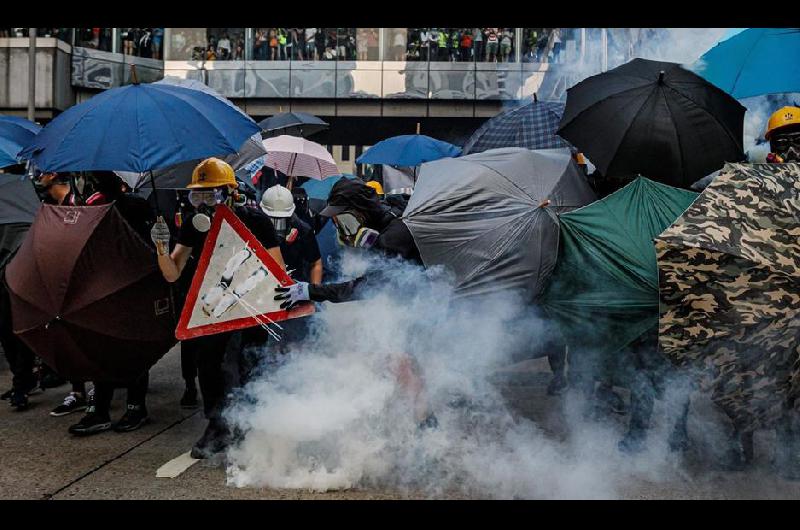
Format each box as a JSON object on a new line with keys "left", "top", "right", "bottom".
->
{"left": 656, "top": 162, "right": 800, "bottom": 432}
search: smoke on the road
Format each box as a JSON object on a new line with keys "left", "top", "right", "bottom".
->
{"left": 222, "top": 250, "right": 723, "bottom": 499}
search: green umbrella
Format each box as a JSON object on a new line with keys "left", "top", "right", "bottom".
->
{"left": 541, "top": 177, "right": 697, "bottom": 376}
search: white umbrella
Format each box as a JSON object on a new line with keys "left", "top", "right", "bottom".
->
{"left": 263, "top": 135, "right": 340, "bottom": 181}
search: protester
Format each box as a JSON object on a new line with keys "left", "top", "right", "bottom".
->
{"left": 30, "top": 170, "right": 92, "bottom": 417}
{"left": 765, "top": 106, "right": 800, "bottom": 163}
{"left": 150, "top": 158, "right": 286, "bottom": 459}
{"left": 67, "top": 173, "right": 156, "bottom": 436}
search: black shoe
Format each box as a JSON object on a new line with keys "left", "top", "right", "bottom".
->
{"left": 9, "top": 389, "right": 29, "bottom": 411}
{"left": 180, "top": 387, "right": 198, "bottom": 409}
{"left": 595, "top": 387, "right": 628, "bottom": 415}
{"left": 50, "top": 392, "right": 87, "bottom": 417}
{"left": 618, "top": 430, "right": 647, "bottom": 454}
{"left": 1, "top": 388, "right": 11, "bottom": 400}
{"left": 191, "top": 420, "right": 230, "bottom": 459}
{"left": 113, "top": 404, "right": 149, "bottom": 432}
{"left": 68, "top": 408, "right": 112, "bottom": 436}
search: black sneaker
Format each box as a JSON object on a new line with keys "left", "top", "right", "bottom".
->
{"left": 180, "top": 387, "right": 198, "bottom": 409}
{"left": 68, "top": 408, "right": 112, "bottom": 436}
{"left": 113, "top": 404, "right": 149, "bottom": 432}
{"left": 191, "top": 420, "right": 231, "bottom": 459}
{"left": 0, "top": 388, "right": 11, "bottom": 400}
{"left": 595, "top": 386, "right": 628, "bottom": 415}
{"left": 50, "top": 392, "right": 87, "bottom": 417}
{"left": 9, "top": 389, "right": 29, "bottom": 411}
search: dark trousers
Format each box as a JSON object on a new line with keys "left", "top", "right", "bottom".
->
{"left": 0, "top": 277, "right": 36, "bottom": 391}
{"left": 93, "top": 371, "right": 149, "bottom": 416}
{"left": 181, "top": 342, "right": 197, "bottom": 386}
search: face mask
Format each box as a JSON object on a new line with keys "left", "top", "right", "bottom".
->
{"left": 771, "top": 131, "right": 800, "bottom": 163}
{"left": 270, "top": 217, "right": 290, "bottom": 239}
{"left": 192, "top": 204, "right": 215, "bottom": 233}
{"left": 333, "top": 211, "right": 379, "bottom": 248}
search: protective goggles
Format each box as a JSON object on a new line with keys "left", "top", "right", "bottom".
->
{"left": 771, "top": 130, "right": 800, "bottom": 149}
{"left": 188, "top": 189, "right": 224, "bottom": 208}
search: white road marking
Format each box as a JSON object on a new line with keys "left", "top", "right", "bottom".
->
{"left": 156, "top": 451, "right": 199, "bottom": 478}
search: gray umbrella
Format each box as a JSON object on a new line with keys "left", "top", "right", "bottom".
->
{"left": 115, "top": 133, "right": 266, "bottom": 190}
{"left": 403, "top": 147, "right": 597, "bottom": 301}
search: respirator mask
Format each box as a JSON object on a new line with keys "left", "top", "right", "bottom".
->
{"left": 188, "top": 189, "right": 225, "bottom": 233}
{"left": 771, "top": 130, "right": 800, "bottom": 163}
{"left": 333, "top": 211, "right": 379, "bottom": 249}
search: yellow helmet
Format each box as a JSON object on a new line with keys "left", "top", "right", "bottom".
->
{"left": 188, "top": 157, "right": 237, "bottom": 189}
{"left": 765, "top": 106, "right": 800, "bottom": 140}
{"left": 365, "top": 180, "right": 384, "bottom": 196}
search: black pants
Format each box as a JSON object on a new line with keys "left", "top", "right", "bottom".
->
{"left": 181, "top": 327, "right": 270, "bottom": 421}
{"left": 181, "top": 343, "right": 197, "bottom": 386}
{"left": 0, "top": 277, "right": 36, "bottom": 392}
{"left": 93, "top": 371, "right": 149, "bottom": 416}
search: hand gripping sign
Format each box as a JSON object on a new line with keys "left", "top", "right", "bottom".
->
{"left": 175, "top": 205, "right": 314, "bottom": 340}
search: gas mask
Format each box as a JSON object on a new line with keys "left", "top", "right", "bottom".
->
{"left": 333, "top": 211, "right": 380, "bottom": 249}
{"left": 770, "top": 130, "right": 800, "bottom": 163}
{"left": 188, "top": 189, "right": 225, "bottom": 233}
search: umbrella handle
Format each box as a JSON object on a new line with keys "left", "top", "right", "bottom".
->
{"left": 149, "top": 170, "right": 161, "bottom": 215}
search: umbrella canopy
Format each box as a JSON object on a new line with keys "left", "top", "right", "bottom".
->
{"left": 356, "top": 135, "right": 461, "bottom": 167}
{"left": 263, "top": 135, "right": 339, "bottom": 180}
{"left": 258, "top": 112, "right": 329, "bottom": 138}
{"left": 692, "top": 28, "right": 800, "bottom": 99}
{"left": 18, "top": 81, "right": 261, "bottom": 173}
{"left": 540, "top": 177, "right": 697, "bottom": 360}
{"left": 0, "top": 116, "right": 41, "bottom": 169}
{"left": 5, "top": 204, "right": 177, "bottom": 383}
{"left": 462, "top": 98, "right": 570, "bottom": 155}
{"left": 403, "top": 147, "right": 597, "bottom": 301}
{"left": 558, "top": 58, "right": 746, "bottom": 188}
{"left": 115, "top": 133, "right": 267, "bottom": 190}
{"left": 656, "top": 162, "right": 800, "bottom": 432}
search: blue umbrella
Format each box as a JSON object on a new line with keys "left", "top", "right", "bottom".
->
{"left": 19, "top": 81, "right": 261, "bottom": 173}
{"left": 462, "top": 96, "right": 569, "bottom": 155}
{"left": 356, "top": 135, "right": 461, "bottom": 166}
{"left": 692, "top": 28, "right": 800, "bottom": 99}
{"left": 0, "top": 116, "right": 41, "bottom": 169}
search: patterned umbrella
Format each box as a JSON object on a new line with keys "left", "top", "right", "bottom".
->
{"left": 263, "top": 135, "right": 339, "bottom": 180}
{"left": 462, "top": 96, "right": 569, "bottom": 155}
{"left": 656, "top": 162, "right": 800, "bottom": 433}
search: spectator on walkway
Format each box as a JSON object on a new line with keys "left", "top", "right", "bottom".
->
{"left": 305, "top": 28, "right": 317, "bottom": 60}
{"left": 460, "top": 30, "right": 473, "bottom": 62}
{"left": 500, "top": 29, "right": 514, "bottom": 62}
{"left": 485, "top": 28, "right": 499, "bottom": 62}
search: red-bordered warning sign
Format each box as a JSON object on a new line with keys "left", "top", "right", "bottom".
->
{"left": 175, "top": 204, "right": 314, "bottom": 340}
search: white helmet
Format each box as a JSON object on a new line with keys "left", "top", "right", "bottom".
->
{"left": 260, "top": 185, "right": 295, "bottom": 218}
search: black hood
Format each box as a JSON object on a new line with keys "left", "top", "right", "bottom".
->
{"left": 320, "top": 179, "right": 391, "bottom": 229}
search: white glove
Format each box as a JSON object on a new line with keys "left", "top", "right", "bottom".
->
{"left": 274, "top": 282, "right": 310, "bottom": 310}
{"left": 150, "top": 216, "right": 171, "bottom": 255}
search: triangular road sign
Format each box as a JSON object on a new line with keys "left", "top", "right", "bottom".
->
{"left": 175, "top": 204, "right": 314, "bottom": 340}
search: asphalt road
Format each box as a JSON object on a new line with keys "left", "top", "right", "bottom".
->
{"left": 2, "top": 346, "right": 800, "bottom": 499}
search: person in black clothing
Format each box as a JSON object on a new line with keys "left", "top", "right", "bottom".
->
{"left": 65, "top": 172, "right": 157, "bottom": 435}
{"left": 274, "top": 178, "right": 421, "bottom": 308}
{"left": 257, "top": 185, "right": 322, "bottom": 363}
{"left": 151, "top": 158, "right": 286, "bottom": 459}
{"left": 29, "top": 170, "right": 93, "bottom": 416}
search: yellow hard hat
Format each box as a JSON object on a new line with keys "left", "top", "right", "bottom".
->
{"left": 365, "top": 180, "right": 384, "bottom": 196}
{"left": 765, "top": 106, "right": 800, "bottom": 140}
{"left": 188, "top": 157, "right": 237, "bottom": 189}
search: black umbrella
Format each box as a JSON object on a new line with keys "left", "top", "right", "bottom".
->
{"left": 558, "top": 58, "right": 746, "bottom": 188}
{"left": 258, "top": 112, "right": 329, "bottom": 138}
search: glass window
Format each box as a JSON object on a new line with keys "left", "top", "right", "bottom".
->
{"left": 165, "top": 28, "right": 245, "bottom": 61}
{"left": 473, "top": 28, "right": 515, "bottom": 63}
{"left": 118, "top": 29, "right": 165, "bottom": 59}
{"left": 75, "top": 28, "right": 113, "bottom": 52}
{"left": 27, "top": 28, "right": 73, "bottom": 45}
{"left": 354, "top": 28, "right": 380, "bottom": 61}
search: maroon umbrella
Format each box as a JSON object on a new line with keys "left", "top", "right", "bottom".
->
{"left": 5, "top": 204, "right": 177, "bottom": 383}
